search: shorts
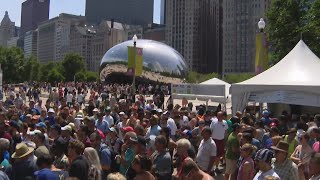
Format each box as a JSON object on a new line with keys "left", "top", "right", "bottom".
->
{"left": 213, "top": 139, "right": 225, "bottom": 157}
{"left": 225, "top": 159, "right": 237, "bottom": 174}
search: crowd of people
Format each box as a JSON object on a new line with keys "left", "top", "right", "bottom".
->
{"left": 0, "top": 82, "right": 320, "bottom": 180}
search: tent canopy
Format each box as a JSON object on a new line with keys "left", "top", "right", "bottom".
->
{"left": 231, "top": 40, "right": 320, "bottom": 114}
{"left": 201, "top": 78, "right": 231, "bottom": 96}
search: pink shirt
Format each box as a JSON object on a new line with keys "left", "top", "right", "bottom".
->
{"left": 313, "top": 141, "right": 320, "bottom": 153}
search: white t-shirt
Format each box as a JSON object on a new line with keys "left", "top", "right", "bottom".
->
{"left": 104, "top": 115, "right": 114, "bottom": 127}
{"left": 179, "top": 115, "right": 189, "bottom": 127}
{"left": 196, "top": 138, "right": 217, "bottom": 170}
{"left": 77, "top": 94, "right": 84, "bottom": 103}
{"left": 66, "top": 94, "right": 73, "bottom": 103}
{"left": 167, "top": 118, "right": 177, "bottom": 136}
{"left": 210, "top": 118, "right": 228, "bottom": 140}
{"left": 253, "top": 169, "right": 280, "bottom": 180}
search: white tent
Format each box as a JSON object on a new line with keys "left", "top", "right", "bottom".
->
{"left": 231, "top": 40, "right": 320, "bottom": 115}
{"left": 201, "top": 78, "right": 231, "bottom": 96}
{"left": 172, "top": 78, "right": 230, "bottom": 108}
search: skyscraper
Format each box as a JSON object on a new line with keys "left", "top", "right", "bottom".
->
{"left": 85, "top": 0, "right": 154, "bottom": 25}
{"left": 159, "top": 0, "right": 166, "bottom": 24}
{"left": 0, "top": 11, "right": 15, "bottom": 47}
{"left": 166, "top": 0, "right": 221, "bottom": 73}
{"left": 20, "top": 0, "right": 50, "bottom": 37}
{"left": 222, "top": 0, "right": 271, "bottom": 75}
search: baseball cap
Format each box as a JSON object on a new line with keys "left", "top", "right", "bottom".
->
{"left": 105, "top": 107, "right": 111, "bottom": 112}
{"left": 50, "top": 124, "right": 61, "bottom": 133}
{"left": 61, "top": 125, "right": 72, "bottom": 132}
{"left": 27, "top": 130, "right": 42, "bottom": 136}
{"left": 109, "top": 127, "right": 119, "bottom": 136}
{"left": 93, "top": 108, "right": 99, "bottom": 112}
{"left": 255, "top": 148, "right": 274, "bottom": 163}
{"left": 36, "top": 122, "right": 47, "bottom": 129}
{"left": 48, "top": 108, "right": 55, "bottom": 113}
{"left": 121, "top": 126, "right": 134, "bottom": 133}
{"left": 156, "top": 109, "right": 163, "bottom": 113}
{"left": 119, "top": 112, "right": 125, "bottom": 115}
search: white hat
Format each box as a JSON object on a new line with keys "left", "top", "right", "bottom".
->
{"left": 61, "top": 125, "right": 72, "bottom": 132}
{"left": 156, "top": 109, "right": 163, "bottom": 113}
{"left": 27, "top": 130, "right": 41, "bottom": 136}
{"left": 48, "top": 108, "right": 55, "bottom": 113}
{"left": 119, "top": 112, "right": 125, "bottom": 115}
{"left": 93, "top": 108, "right": 99, "bottom": 112}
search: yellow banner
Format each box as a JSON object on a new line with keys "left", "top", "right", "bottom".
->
{"left": 127, "top": 46, "right": 143, "bottom": 76}
{"left": 255, "top": 33, "right": 268, "bottom": 74}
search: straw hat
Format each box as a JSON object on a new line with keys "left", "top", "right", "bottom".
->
{"left": 271, "top": 140, "right": 289, "bottom": 153}
{"left": 12, "top": 143, "right": 34, "bottom": 159}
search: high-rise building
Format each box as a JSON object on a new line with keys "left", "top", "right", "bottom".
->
{"left": 159, "top": 0, "right": 166, "bottom": 24}
{"left": 85, "top": 0, "right": 154, "bottom": 25}
{"left": 0, "top": 11, "right": 15, "bottom": 47}
{"left": 166, "top": 0, "right": 221, "bottom": 73}
{"left": 69, "top": 25, "right": 96, "bottom": 71}
{"left": 20, "top": 0, "right": 50, "bottom": 37}
{"left": 24, "top": 30, "right": 38, "bottom": 57}
{"left": 37, "top": 13, "right": 85, "bottom": 64}
{"left": 222, "top": 0, "right": 271, "bottom": 75}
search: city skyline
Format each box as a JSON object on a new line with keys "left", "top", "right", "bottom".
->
{"left": 0, "top": 0, "right": 161, "bottom": 26}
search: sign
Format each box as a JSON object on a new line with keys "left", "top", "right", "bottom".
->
{"left": 249, "top": 90, "right": 320, "bottom": 107}
{"left": 171, "top": 84, "right": 226, "bottom": 97}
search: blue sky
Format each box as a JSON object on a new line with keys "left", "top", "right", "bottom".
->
{"left": 0, "top": 0, "right": 161, "bottom": 26}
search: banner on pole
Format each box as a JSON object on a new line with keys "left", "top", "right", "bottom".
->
{"left": 255, "top": 33, "right": 268, "bottom": 74}
{"left": 127, "top": 46, "right": 143, "bottom": 76}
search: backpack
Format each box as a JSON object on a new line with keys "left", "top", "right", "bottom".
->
{"left": 99, "top": 144, "right": 119, "bottom": 174}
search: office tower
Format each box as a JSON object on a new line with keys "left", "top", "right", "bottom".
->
{"left": 159, "top": 0, "right": 166, "bottom": 24}
{"left": 222, "top": 0, "right": 271, "bottom": 75}
{"left": 0, "top": 11, "right": 15, "bottom": 47}
{"left": 166, "top": 0, "right": 221, "bottom": 73}
{"left": 20, "top": 0, "right": 50, "bottom": 37}
{"left": 37, "top": 13, "right": 85, "bottom": 64}
{"left": 24, "top": 30, "right": 38, "bottom": 57}
{"left": 85, "top": 0, "right": 154, "bottom": 25}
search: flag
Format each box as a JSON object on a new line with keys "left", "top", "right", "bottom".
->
{"left": 255, "top": 33, "right": 268, "bottom": 74}
{"left": 127, "top": 46, "right": 143, "bottom": 76}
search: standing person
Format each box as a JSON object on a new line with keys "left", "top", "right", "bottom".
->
{"left": 77, "top": 91, "right": 85, "bottom": 107}
{"left": 271, "top": 141, "right": 299, "bottom": 180}
{"left": 253, "top": 149, "right": 280, "bottom": 180}
{"left": 179, "top": 157, "right": 213, "bottom": 180}
{"left": 84, "top": 147, "right": 102, "bottom": 180}
{"left": 209, "top": 111, "right": 228, "bottom": 174}
{"left": 131, "top": 154, "right": 155, "bottom": 180}
{"left": 284, "top": 128, "right": 298, "bottom": 157}
{"left": 309, "top": 152, "right": 320, "bottom": 180}
{"left": 68, "top": 140, "right": 89, "bottom": 180}
{"left": 225, "top": 123, "right": 240, "bottom": 180}
{"left": 66, "top": 91, "right": 73, "bottom": 107}
{"left": 10, "top": 143, "right": 38, "bottom": 180}
{"left": 103, "top": 107, "right": 114, "bottom": 127}
{"left": 237, "top": 143, "right": 256, "bottom": 180}
{"left": 290, "top": 132, "right": 313, "bottom": 179}
{"left": 195, "top": 127, "right": 217, "bottom": 174}
{"left": 151, "top": 135, "right": 172, "bottom": 180}
{"left": 96, "top": 112, "right": 110, "bottom": 135}
{"left": 34, "top": 154, "right": 59, "bottom": 179}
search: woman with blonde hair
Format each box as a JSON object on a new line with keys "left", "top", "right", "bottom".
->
{"left": 84, "top": 147, "right": 102, "bottom": 180}
{"left": 237, "top": 143, "right": 257, "bottom": 180}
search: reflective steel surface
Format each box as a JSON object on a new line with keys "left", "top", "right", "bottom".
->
{"left": 100, "top": 39, "right": 188, "bottom": 78}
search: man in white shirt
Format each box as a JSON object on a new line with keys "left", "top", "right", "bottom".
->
{"left": 66, "top": 91, "right": 73, "bottom": 107}
{"left": 254, "top": 149, "right": 280, "bottom": 180}
{"left": 167, "top": 114, "right": 178, "bottom": 140}
{"left": 76, "top": 92, "right": 84, "bottom": 106}
{"left": 209, "top": 111, "right": 228, "bottom": 173}
{"left": 196, "top": 127, "right": 217, "bottom": 173}
{"left": 103, "top": 107, "right": 114, "bottom": 127}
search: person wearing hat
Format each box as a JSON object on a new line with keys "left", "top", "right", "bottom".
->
{"left": 33, "top": 133, "right": 50, "bottom": 158}
{"left": 45, "top": 108, "right": 55, "bottom": 126}
{"left": 271, "top": 141, "right": 299, "bottom": 180}
{"left": 253, "top": 148, "right": 280, "bottom": 180}
{"left": 108, "top": 127, "right": 122, "bottom": 154}
{"left": 10, "top": 143, "right": 38, "bottom": 180}
{"left": 61, "top": 125, "right": 73, "bottom": 143}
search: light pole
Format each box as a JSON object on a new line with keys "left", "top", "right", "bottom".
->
{"left": 255, "top": 18, "right": 267, "bottom": 74}
{"left": 132, "top": 34, "right": 138, "bottom": 95}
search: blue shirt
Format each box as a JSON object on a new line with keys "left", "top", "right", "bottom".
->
{"left": 45, "top": 116, "right": 55, "bottom": 125}
{"left": 95, "top": 120, "right": 110, "bottom": 134}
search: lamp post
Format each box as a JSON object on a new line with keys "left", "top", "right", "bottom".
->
{"left": 132, "top": 34, "right": 138, "bottom": 95}
{"left": 255, "top": 18, "right": 267, "bottom": 74}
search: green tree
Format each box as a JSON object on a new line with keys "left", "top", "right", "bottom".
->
{"left": 61, "top": 53, "right": 86, "bottom": 81}
{"left": 47, "top": 68, "right": 65, "bottom": 83}
{"left": 86, "top": 71, "right": 98, "bottom": 82}
{"left": 186, "top": 71, "right": 219, "bottom": 83}
{"left": 75, "top": 71, "right": 87, "bottom": 82}
{"left": 30, "top": 58, "right": 41, "bottom": 81}
{"left": 39, "top": 62, "right": 58, "bottom": 82}
{"left": 0, "top": 47, "right": 25, "bottom": 83}
{"left": 223, "top": 73, "right": 255, "bottom": 84}
{"left": 266, "top": 0, "right": 311, "bottom": 64}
